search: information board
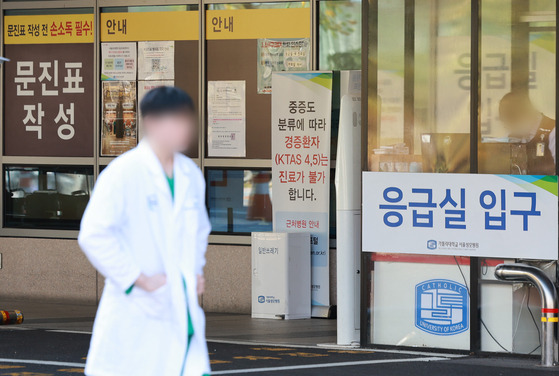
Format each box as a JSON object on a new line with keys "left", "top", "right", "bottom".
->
{"left": 363, "top": 172, "right": 559, "bottom": 260}
{"left": 272, "top": 72, "right": 332, "bottom": 307}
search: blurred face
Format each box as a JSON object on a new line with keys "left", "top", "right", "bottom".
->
{"left": 499, "top": 98, "right": 538, "bottom": 137}
{"left": 143, "top": 111, "right": 195, "bottom": 153}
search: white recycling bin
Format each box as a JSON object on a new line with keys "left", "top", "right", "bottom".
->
{"left": 251, "top": 232, "right": 311, "bottom": 319}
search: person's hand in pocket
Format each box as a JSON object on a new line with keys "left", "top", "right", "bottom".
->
{"left": 135, "top": 273, "right": 167, "bottom": 292}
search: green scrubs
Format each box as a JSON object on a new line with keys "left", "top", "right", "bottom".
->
{"left": 170, "top": 176, "right": 195, "bottom": 348}
{"left": 167, "top": 176, "right": 202, "bottom": 375}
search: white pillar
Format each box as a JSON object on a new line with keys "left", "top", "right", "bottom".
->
{"left": 335, "top": 89, "right": 362, "bottom": 346}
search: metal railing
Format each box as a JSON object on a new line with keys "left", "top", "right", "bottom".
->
{"left": 495, "top": 263, "right": 558, "bottom": 367}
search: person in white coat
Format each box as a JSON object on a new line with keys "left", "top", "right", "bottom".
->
{"left": 78, "top": 86, "right": 211, "bottom": 376}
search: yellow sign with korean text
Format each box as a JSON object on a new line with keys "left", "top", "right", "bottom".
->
{"left": 4, "top": 14, "right": 94, "bottom": 44}
{"left": 100, "top": 11, "right": 199, "bottom": 42}
{"left": 206, "top": 8, "right": 311, "bottom": 40}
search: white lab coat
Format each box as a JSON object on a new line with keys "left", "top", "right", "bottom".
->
{"left": 78, "top": 140, "right": 211, "bottom": 376}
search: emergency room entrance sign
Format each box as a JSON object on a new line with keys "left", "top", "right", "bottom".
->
{"left": 363, "top": 172, "right": 558, "bottom": 260}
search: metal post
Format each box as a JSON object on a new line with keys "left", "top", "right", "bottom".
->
{"left": 403, "top": 0, "right": 414, "bottom": 153}
{"left": 469, "top": 0, "right": 482, "bottom": 353}
{"left": 495, "top": 263, "right": 558, "bottom": 367}
{"left": 360, "top": 0, "right": 373, "bottom": 347}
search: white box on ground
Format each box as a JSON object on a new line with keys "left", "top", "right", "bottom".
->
{"left": 252, "top": 232, "right": 311, "bottom": 320}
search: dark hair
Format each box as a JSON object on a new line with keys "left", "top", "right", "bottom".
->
{"left": 140, "top": 86, "right": 195, "bottom": 118}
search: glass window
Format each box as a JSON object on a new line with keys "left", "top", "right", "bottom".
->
{"left": 205, "top": 1, "right": 311, "bottom": 159}
{"left": 319, "top": 0, "right": 362, "bottom": 70}
{"left": 365, "top": 0, "right": 472, "bottom": 350}
{"left": 99, "top": 5, "right": 200, "bottom": 159}
{"left": 365, "top": 0, "right": 557, "bottom": 355}
{"left": 368, "top": 0, "right": 471, "bottom": 174}
{"left": 206, "top": 169, "right": 273, "bottom": 234}
{"left": 206, "top": 168, "right": 337, "bottom": 238}
{"left": 479, "top": 0, "right": 556, "bottom": 175}
{"left": 478, "top": 0, "right": 556, "bottom": 356}
{"left": 4, "top": 165, "right": 94, "bottom": 230}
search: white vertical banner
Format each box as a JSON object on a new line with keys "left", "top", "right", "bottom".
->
{"left": 271, "top": 72, "right": 332, "bottom": 308}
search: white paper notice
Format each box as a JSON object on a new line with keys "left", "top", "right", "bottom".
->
{"left": 208, "top": 81, "right": 246, "bottom": 157}
{"left": 101, "top": 42, "right": 137, "bottom": 81}
{"left": 138, "top": 41, "right": 175, "bottom": 80}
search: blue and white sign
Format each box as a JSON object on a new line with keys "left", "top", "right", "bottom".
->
{"left": 415, "top": 279, "right": 469, "bottom": 336}
{"left": 363, "top": 172, "right": 558, "bottom": 260}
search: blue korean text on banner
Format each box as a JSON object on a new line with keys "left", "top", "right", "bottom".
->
{"left": 362, "top": 172, "right": 559, "bottom": 260}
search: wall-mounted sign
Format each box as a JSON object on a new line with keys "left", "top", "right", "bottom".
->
{"left": 3, "top": 44, "right": 94, "bottom": 157}
{"left": 207, "top": 80, "right": 246, "bottom": 157}
{"left": 206, "top": 8, "right": 311, "bottom": 40}
{"left": 272, "top": 72, "right": 332, "bottom": 308}
{"left": 4, "top": 14, "right": 94, "bottom": 44}
{"left": 101, "top": 81, "right": 137, "bottom": 156}
{"left": 101, "top": 42, "right": 137, "bottom": 81}
{"left": 100, "top": 11, "right": 198, "bottom": 42}
{"left": 257, "top": 38, "right": 311, "bottom": 94}
{"left": 138, "top": 41, "right": 175, "bottom": 81}
{"left": 363, "top": 172, "right": 559, "bottom": 260}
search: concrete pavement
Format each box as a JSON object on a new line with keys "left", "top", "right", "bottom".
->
{"left": 0, "top": 299, "right": 554, "bottom": 375}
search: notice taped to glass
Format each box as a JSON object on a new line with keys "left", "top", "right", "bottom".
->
{"left": 138, "top": 41, "right": 175, "bottom": 81}
{"left": 101, "top": 42, "right": 137, "bottom": 81}
{"left": 207, "top": 80, "right": 246, "bottom": 157}
{"left": 101, "top": 81, "right": 137, "bottom": 156}
{"left": 257, "top": 38, "right": 311, "bottom": 94}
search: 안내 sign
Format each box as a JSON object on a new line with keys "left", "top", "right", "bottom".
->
{"left": 363, "top": 172, "right": 558, "bottom": 260}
